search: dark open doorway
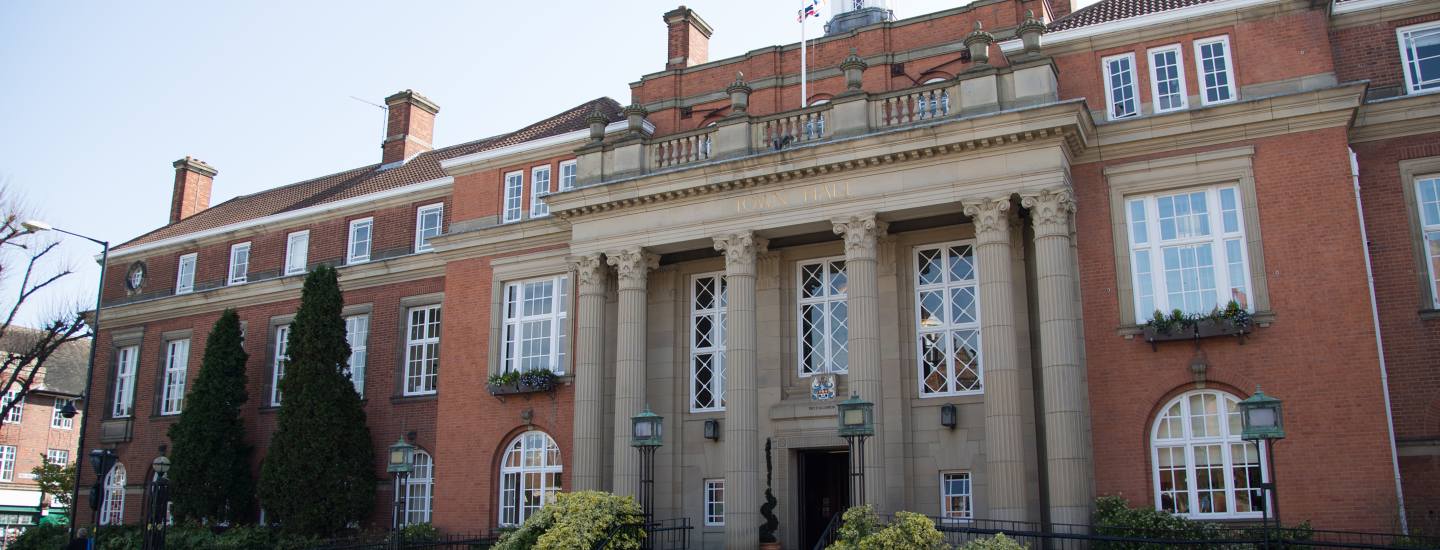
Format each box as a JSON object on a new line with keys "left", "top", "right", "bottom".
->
{"left": 797, "top": 448, "right": 850, "bottom": 549}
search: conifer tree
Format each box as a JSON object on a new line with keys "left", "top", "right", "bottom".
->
{"left": 258, "top": 266, "right": 375, "bottom": 535}
{"left": 167, "top": 308, "right": 254, "bottom": 523}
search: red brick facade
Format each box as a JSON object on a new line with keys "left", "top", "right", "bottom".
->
{"left": 77, "top": 0, "right": 1440, "bottom": 539}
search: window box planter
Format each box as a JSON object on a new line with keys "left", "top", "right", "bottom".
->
{"left": 486, "top": 379, "right": 556, "bottom": 396}
{"left": 486, "top": 368, "right": 559, "bottom": 398}
{"left": 1144, "top": 318, "right": 1250, "bottom": 350}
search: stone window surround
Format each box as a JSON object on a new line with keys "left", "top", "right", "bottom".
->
{"left": 1105, "top": 146, "right": 1273, "bottom": 329}
{"left": 106, "top": 327, "right": 144, "bottom": 420}
{"left": 155, "top": 329, "right": 192, "bottom": 417}
{"left": 488, "top": 249, "right": 571, "bottom": 379}
{"left": 399, "top": 295, "right": 444, "bottom": 398}
{"left": 1397, "top": 156, "right": 1440, "bottom": 315}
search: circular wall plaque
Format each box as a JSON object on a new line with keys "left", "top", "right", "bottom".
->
{"left": 125, "top": 262, "right": 147, "bottom": 290}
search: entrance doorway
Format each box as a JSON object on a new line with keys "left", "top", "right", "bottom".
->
{"left": 797, "top": 448, "right": 850, "bottom": 549}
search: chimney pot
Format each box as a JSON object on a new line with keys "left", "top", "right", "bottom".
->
{"left": 169, "top": 156, "right": 217, "bottom": 224}
{"left": 663, "top": 6, "right": 714, "bottom": 70}
{"left": 382, "top": 89, "right": 441, "bottom": 166}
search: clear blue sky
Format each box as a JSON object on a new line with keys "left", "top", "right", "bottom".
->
{"left": 0, "top": 0, "right": 1085, "bottom": 326}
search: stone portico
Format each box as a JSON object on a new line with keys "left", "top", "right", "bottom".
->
{"left": 545, "top": 55, "right": 1098, "bottom": 546}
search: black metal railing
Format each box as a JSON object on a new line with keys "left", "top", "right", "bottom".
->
{"left": 809, "top": 514, "right": 1439, "bottom": 550}
{"left": 811, "top": 512, "right": 845, "bottom": 550}
{"left": 306, "top": 532, "right": 499, "bottom": 550}
{"left": 591, "top": 517, "right": 693, "bottom": 550}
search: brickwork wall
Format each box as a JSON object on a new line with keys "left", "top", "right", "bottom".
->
{"left": 0, "top": 387, "right": 81, "bottom": 508}
{"left": 1331, "top": 13, "right": 1440, "bottom": 99}
{"left": 103, "top": 196, "right": 453, "bottom": 304}
{"left": 1351, "top": 133, "right": 1440, "bottom": 533}
{"left": 450, "top": 153, "right": 576, "bottom": 224}
{"left": 77, "top": 276, "right": 444, "bottom": 529}
{"left": 1075, "top": 128, "right": 1404, "bottom": 531}
{"left": 431, "top": 247, "right": 573, "bottom": 533}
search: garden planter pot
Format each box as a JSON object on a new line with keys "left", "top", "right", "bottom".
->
{"left": 486, "top": 379, "right": 555, "bottom": 396}
{"left": 1143, "top": 318, "right": 1250, "bottom": 350}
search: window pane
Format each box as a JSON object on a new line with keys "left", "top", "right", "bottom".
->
{"left": 1152, "top": 49, "right": 1184, "bottom": 111}
{"left": 1405, "top": 27, "right": 1440, "bottom": 91}
{"left": 1219, "top": 188, "right": 1240, "bottom": 233}
{"left": 1419, "top": 178, "right": 1440, "bottom": 226}
{"left": 1134, "top": 250, "right": 1155, "bottom": 317}
{"left": 917, "top": 248, "right": 943, "bottom": 285}
{"left": 800, "top": 263, "right": 824, "bottom": 299}
{"left": 952, "top": 330, "right": 980, "bottom": 392}
{"left": 1128, "top": 199, "right": 1148, "bottom": 245}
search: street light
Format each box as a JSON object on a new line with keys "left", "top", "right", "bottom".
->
{"left": 631, "top": 406, "right": 664, "bottom": 531}
{"left": 836, "top": 393, "right": 874, "bottom": 508}
{"left": 1240, "top": 387, "right": 1286, "bottom": 535}
{"left": 386, "top": 437, "right": 416, "bottom": 531}
{"left": 141, "top": 456, "right": 171, "bottom": 550}
{"left": 25, "top": 220, "right": 110, "bottom": 543}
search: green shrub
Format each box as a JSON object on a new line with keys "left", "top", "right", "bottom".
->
{"left": 861, "top": 511, "right": 945, "bottom": 550}
{"left": 10, "top": 522, "right": 68, "bottom": 550}
{"left": 400, "top": 522, "right": 440, "bottom": 543}
{"left": 93, "top": 525, "right": 141, "bottom": 550}
{"left": 960, "top": 533, "right": 1027, "bottom": 550}
{"left": 494, "top": 491, "right": 644, "bottom": 550}
{"left": 828, "top": 505, "right": 882, "bottom": 550}
{"left": 163, "top": 523, "right": 218, "bottom": 550}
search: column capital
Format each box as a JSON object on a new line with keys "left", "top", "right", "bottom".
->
{"left": 606, "top": 246, "right": 659, "bottom": 289}
{"left": 832, "top": 214, "right": 889, "bottom": 260}
{"left": 567, "top": 253, "right": 609, "bottom": 296}
{"left": 713, "top": 232, "right": 769, "bottom": 274}
{"left": 961, "top": 196, "right": 1013, "bottom": 243}
{"left": 1020, "top": 187, "right": 1076, "bottom": 236}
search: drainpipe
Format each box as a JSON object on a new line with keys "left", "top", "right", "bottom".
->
{"left": 1349, "top": 147, "right": 1408, "bottom": 534}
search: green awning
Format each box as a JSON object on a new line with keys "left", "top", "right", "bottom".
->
{"left": 0, "top": 506, "right": 40, "bottom": 514}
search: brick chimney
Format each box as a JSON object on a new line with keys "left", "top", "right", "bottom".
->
{"left": 664, "top": 6, "right": 713, "bottom": 70}
{"left": 382, "top": 89, "right": 440, "bottom": 166}
{"left": 169, "top": 156, "right": 217, "bottom": 224}
{"left": 1048, "top": 0, "right": 1072, "bottom": 20}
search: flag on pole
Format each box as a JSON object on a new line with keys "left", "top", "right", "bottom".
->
{"left": 797, "top": 0, "right": 824, "bottom": 22}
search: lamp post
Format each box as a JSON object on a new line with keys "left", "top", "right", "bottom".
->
{"left": 386, "top": 437, "right": 416, "bottom": 532}
{"left": 22, "top": 220, "right": 110, "bottom": 543}
{"left": 140, "top": 456, "right": 171, "bottom": 550}
{"left": 631, "top": 406, "right": 664, "bottom": 535}
{"left": 86, "top": 449, "right": 118, "bottom": 542}
{"left": 836, "top": 393, "right": 874, "bottom": 509}
{"left": 1240, "top": 387, "right": 1285, "bottom": 543}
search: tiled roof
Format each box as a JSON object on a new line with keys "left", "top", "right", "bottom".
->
{"left": 0, "top": 326, "right": 91, "bottom": 396}
{"left": 116, "top": 97, "right": 625, "bottom": 251}
{"left": 1047, "top": 0, "right": 1222, "bottom": 32}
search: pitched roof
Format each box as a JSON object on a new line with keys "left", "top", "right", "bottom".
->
{"left": 0, "top": 326, "right": 90, "bottom": 396}
{"left": 116, "top": 97, "right": 625, "bottom": 251}
{"left": 1047, "top": 0, "right": 1221, "bottom": 32}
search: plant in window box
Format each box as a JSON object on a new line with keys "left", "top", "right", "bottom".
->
{"left": 1142, "top": 300, "right": 1252, "bottom": 348}
{"left": 486, "top": 368, "right": 559, "bottom": 396}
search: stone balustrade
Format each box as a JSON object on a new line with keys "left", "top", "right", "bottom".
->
{"left": 874, "top": 80, "right": 956, "bottom": 127}
{"left": 652, "top": 127, "right": 715, "bottom": 169}
{"left": 573, "top": 57, "right": 1058, "bottom": 187}
{"left": 753, "top": 105, "right": 830, "bottom": 151}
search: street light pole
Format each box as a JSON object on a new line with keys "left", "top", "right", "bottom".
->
{"left": 1240, "top": 387, "right": 1286, "bottom": 548}
{"left": 631, "top": 406, "right": 664, "bottom": 549}
{"left": 836, "top": 393, "right": 875, "bottom": 510}
{"left": 23, "top": 220, "right": 110, "bottom": 543}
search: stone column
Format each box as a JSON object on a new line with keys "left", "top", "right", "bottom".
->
{"left": 961, "top": 197, "right": 1027, "bottom": 522}
{"left": 569, "top": 253, "right": 608, "bottom": 492}
{"left": 608, "top": 246, "right": 658, "bottom": 499}
{"left": 713, "top": 231, "right": 767, "bottom": 548}
{"left": 1020, "top": 188, "right": 1093, "bottom": 528}
{"left": 832, "top": 214, "right": 888, "bottom": 510}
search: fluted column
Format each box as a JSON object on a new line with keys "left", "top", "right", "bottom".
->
{"left": 608, "top": 246, "right": 659, "bottom": 499}
{"left": 961, "top": 197, "right": 1027, "bottom": 522}
{"left": 713, "top": 231, "right": 767, "bottom": 548}
{"left": 569, "top": 253, "right": 608, "bottom": 492}
{"left": 1020, "top": 188, "right": 1093, "bottom": 528}
{"left": 832, "top": 214, "right": 888, "bottom": 510}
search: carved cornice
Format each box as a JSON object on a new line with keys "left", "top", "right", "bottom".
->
{"left": 606, "top": 246, "right": 658, "bottom": 288}
{"left": 1020, "top": 187, "right": 1076, "bottom": 235}
{"left": 961, "top": 196, "right": 1012, "bottom": 238}
{"left": 552, "top": 113, "right": 1087, "bottom": 222}
{"left": 713, "top": 232, "right": 769, "bottom": 274}
{"left": 831, "top": 214, "right": 889, "bottom": 260}
{"left": 567, "top": 253, "right": 608, "bottom": 295}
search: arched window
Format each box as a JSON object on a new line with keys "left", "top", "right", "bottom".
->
{"left": 399, "top": 450, "right": 433, "bottom": 525}
{"left": 1151, "top": 390, "right": 1266, "bottom": 518}
{"left": 499, "top": 431, "right": 562, "bottom": 526}
{"left": 100, "top": 462, "right": 126, "bottom": 525}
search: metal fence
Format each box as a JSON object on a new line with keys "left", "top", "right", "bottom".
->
{"left": 591, "top": 518, "right": 693, "bottom": 550}
{"left": 307, "top": 532, "right": 499, "bottom": 550}
{"left": 813, "top": 514, "right": 1439, "bottom": 550}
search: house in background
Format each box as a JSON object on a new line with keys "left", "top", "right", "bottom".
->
{"left": 0, "top": 327, "right": 87, "bottom": 538}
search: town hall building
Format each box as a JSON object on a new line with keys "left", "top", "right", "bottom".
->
{"left": 77, "top": 0, "right": 1439, "bottom": 548}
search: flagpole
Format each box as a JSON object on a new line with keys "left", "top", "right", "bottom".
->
{"left": 800, "top": 7, "right": 808, "bottom": 109}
